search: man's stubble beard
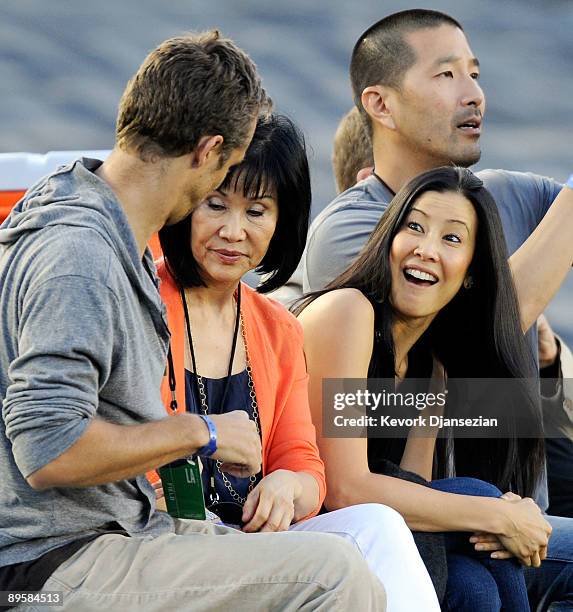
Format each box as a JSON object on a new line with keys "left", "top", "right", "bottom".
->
{"left": 451, "top": 147, "right": 482, "bottom": 168}
{"left": 434, "top": 131, "right": 482, "bottom": 169}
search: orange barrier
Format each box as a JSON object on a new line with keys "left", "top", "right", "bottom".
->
{"left": 0, "top": 190, "right": 25, "bottom": 223}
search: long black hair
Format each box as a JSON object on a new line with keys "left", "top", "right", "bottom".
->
{"left": 159, "top": 113, "right": 311, "bottom": 293}
{"left": 296, "top": 166, "right": 544, "bottom": 496}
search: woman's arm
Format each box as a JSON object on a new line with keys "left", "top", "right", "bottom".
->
{"left": 510, "top": 182, "right": 573, "bottom": 331}
{"left": 242, "top": 312, "right": 325, "bottom": 531}
{"left": 298, "top": 289, "right": 551, "bottom": 562}
{"left": 400, "top": 434, "right": 438, "bottom": 481}
{"left": 265, "top": 316, "right": 325, "bottom": 516}
{"left": 242, "top": 469, "right": 319, "bottom": 532}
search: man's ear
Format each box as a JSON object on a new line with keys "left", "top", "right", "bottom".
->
{"left": 191, "top": 135, "right": 224, "bottom": 168}
{"left": 356, "top": 166, "right": 374, "bottom": 184}
{"left": 361, "top": 85, "right": 396, "bottom": 130}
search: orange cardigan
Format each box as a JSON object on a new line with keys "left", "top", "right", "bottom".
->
{"left": 156, "top": 261, "right": 326, "bottom": 518}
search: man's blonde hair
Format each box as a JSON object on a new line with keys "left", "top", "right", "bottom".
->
{"left": 332, "top": 107, "right": 374, "bottom": 193}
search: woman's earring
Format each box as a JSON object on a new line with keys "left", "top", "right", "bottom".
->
{"left": 463, "top": 276, "right": 474, "bottom": 290}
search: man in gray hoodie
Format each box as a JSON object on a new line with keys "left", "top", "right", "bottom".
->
{"left": 0, "top": 31, "right": 386, "bottom": 611}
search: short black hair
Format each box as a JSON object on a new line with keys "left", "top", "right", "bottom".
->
{"left": 159, "top": 113, "right": 311, "bottom": 294}
{"left": 350, "top": 9, "right": 463, "bottom": 135}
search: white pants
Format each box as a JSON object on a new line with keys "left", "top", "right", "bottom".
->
{"left": 291, "top": 504, "right": 441, "bottom": 612}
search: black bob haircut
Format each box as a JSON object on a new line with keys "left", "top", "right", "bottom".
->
{"left": 159, "top": 113, "right": 311, "bottom": 294}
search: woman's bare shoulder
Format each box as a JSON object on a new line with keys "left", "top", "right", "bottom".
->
{"left": 299, "top": 288, "right": 374, "bottom": 323}
{"left": 297, "top": 289, "right": 375, "bottom": 347}
{"left": 298, "top": 289, "right": 375, "bottom": 376}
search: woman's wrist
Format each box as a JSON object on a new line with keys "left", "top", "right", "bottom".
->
{"left": 272, "top": 469, "right": 304, "bottom": 499}
{"left": 478, "top": 496, "right": 514, "bottom": 535}
{"left": 292, "top": 471, "right": 306, "bottom": 501}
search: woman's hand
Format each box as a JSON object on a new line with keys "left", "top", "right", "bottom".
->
{"left": 470, "top": 532, "right": 511, "bottom": 557}
{"left": 241, "top": 470, "right": 302, "bottom": 533}
{"left": 470, "top": 492, "right": 522, "bottom": 559}
{"left": 488, "top": 492, "right": 551, "bottom": 567}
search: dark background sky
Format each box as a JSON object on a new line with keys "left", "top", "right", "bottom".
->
{"left": 1, "top": 0, "right": 572, "bottom": 343}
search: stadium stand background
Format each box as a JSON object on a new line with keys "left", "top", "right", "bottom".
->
{"left": 1, "top": 0, "right": 572, "bottom": 343}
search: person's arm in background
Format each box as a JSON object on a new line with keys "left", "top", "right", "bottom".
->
{"left": 508, "top": 180, "right": 573, "bottom": 332}
{"left": 538, "top": 315, "right": 573, "bottom": 438}
{"left": 482, "top": 170, "right": 569, "bottom": 369}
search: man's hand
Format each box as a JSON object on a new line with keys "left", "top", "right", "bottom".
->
{"left": 538, "top": 314, "right": 559, "bottom": 369}
{"left": 241, "top": 470, "right": 302, "bottom": 533}
{"left": 209, "top": 410, "right": 262, "bottom": 478}
{"left": 152, "top": 479, "right": 164, "bottom": 500}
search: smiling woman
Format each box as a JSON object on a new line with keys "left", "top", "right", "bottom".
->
{"left": 389, "top": 190, "right": 477, "bottom": 322}
{"left": 294, "top": 165, "right": 573, "bottom": 610}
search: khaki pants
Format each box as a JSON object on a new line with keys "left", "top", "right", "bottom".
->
{"left": 32, "top": 519, "right": 386, "bottom": 611}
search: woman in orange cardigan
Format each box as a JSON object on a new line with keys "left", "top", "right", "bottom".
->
{"left": 157, "top": 114, "right": 441, "bottom": 612}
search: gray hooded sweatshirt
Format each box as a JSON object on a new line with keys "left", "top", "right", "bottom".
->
{"left": 0, "top": 158, "right": 173, "bottom": 567}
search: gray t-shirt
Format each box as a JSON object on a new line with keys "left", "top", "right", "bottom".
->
{"left": 303, "top": 169, "right": 562, "bottom": 293}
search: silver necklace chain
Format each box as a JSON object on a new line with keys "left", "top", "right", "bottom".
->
{"left": 194, "top": 309, "right": 261, "bottom": 505}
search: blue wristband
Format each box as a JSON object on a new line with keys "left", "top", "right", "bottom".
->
{"left": 196, "top": 414, "right": 217, "bottom": 457}
{"left": 566, "top": 174, "right": 573, "bottom": 189}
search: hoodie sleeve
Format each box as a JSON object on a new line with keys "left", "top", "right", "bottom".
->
{"left": 3, "top": 273, "right": 124, "bottom": 478}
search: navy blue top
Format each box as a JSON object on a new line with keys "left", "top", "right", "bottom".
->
{"left": 185, "top": 369, "right": 261, "bottom": 504}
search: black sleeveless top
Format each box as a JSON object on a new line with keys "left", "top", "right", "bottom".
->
{"left": 364, "top": 295, "right": 447, "bottom": 603}
{"left": 365, "top": 297, "right": 434, "bottom": 471}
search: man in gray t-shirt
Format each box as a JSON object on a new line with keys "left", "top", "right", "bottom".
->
{"left": 294, "top": 9, "right": 573, "bottom": 611}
